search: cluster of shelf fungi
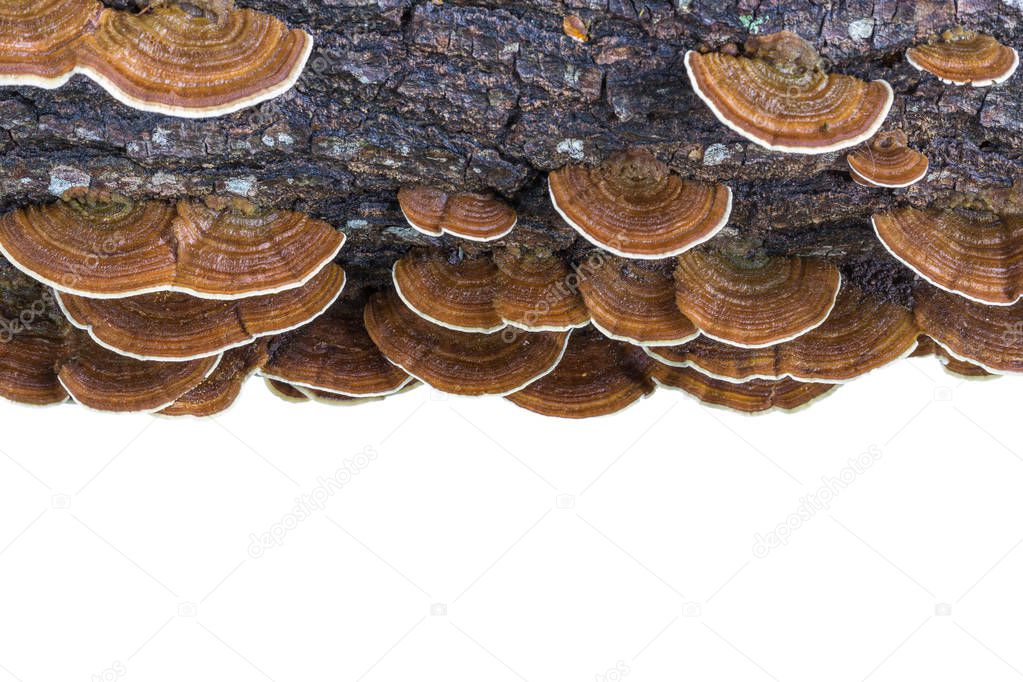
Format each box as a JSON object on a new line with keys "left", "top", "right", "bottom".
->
{"left": 0, "top": 0, "right": 1019, "bottom": 417}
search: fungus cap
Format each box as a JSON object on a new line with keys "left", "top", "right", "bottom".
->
{"left": 363, "top": 289, "right": 570, "bottom": 397}
{"left": 579, "top": 255, "right": 699, "bottom": 347}
{"left": 0, "top": 323, "right": 70, "bottom": 406}
{"left": 160, "top": 341, "right": 269, "bottom": 417}
{"left": 57, "top": 264, "right": 345, "bottom": 361}
{"left": 907, "top": 28, "right": 1019, "bottom": 87}
{"left": 548, "top": 149, "right": 732, "bottom": 259}
{"left": 846, "top": 130, "right": 929, "bottom": 188}
{"left": 492, "top": 248, "right": 590, "bottom": 332}
{"left": 873, "top": 207, "right": 1023, "bottom": 306}
{"left": 674, "top": 250, "right": 842, "bottom": 348}
{"left": 76, "top": 3, "right": 312, "bottom": 118}
{"left": 264, "top": 377, "right": 310, "bottom": 403}
{"left": 392, "top": 248, "right": 504, "bottom": 333}
{"left": 397, "top": 186, "right": 516, "bottom": 242}
{"left": 685, "top": 32, "right": 894, "bottom": 154}
{"left": 506, "top": 327, "right": 655, "bottom": 419}
{"left": 0, "top": 0, "right": 100, "bottom": 88}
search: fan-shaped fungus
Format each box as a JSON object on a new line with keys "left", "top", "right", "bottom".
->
{"left": 392, "top": 248, "right": 503, "bottom": 333}
{"left": 77, "top": 2, "right": 313, "bottom": 117}
{"left": 57, "top": 264, "right": 345, "bottom": 361}
{"left": 506, "top": 327, "right": 655, "bottom": 418}
{"left": 264, "top": 377, "right": 310, "bottom": 403}
{"left": 685, "top": 31, "right": 894, "bottom": 154}
{"left": 649, "top": 362, "right": 838, "bottom": 413}
{"left": 492, "top": 248, "right": 590, "bottom": 332}
{"left": 674, "top": 250, "right": 842, "bottom": 347}
{"left": 648, "top": 285, "right": 919, "bottom": 382}
{"left": 160, "top": 341, "right": 269, "bottom": 417}
{"left": 907, "top": 28, "right": 1019, "bottom": 87}
{"left": 548, "top": 149, "right": 732, "bottom": 259}
{"left": 873, "top": 207, "right": 1023, "bottom": 306}
{"left": 0, "top": 322, "right": 70, "bottom": 405}
{"left": 0, "top": 0, "right": 100, "bottom": 88}
{"left": 397, "top": 186, "right": 517, "bottom": 242}
{"left": 847, "top": 130, "right": 929, "bottom": 188}
{"left": 363, "top": 289, "right": 570, "bottom": 396}
{"left": 579, "top": 255, "right": 699, "bottom": 346}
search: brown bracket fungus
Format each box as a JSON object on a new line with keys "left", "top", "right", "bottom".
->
{"left": 392, "top": 248, "right": 503, "bottom": 333}
{"left": 913, "top": 283, "right": 1023, "bottom": 375}
{"left": 674, "top": 249, "right": 842, "bottom": 348}
{"left": 56, "top": 264, "right": 346, "bottom": 361}
{"left": 578, "top": 254, "right": 699, "bottom": 347}
{"left": 397, "top": 186, "right": 517, "bottom": 242}
{"left": 160, "top": 341, "right": 269, "bottom": 417}
{"left": 648, "top": 285, "right": 919, "bottom": 383}
{"left": 0, "top": 196, "right": 345, "bottom": 300}
{"left": 506, "top": 327, "right": 655, "bottom": 419}
{"left": 685, "top": 31, "right": 894, "bottom": 154}
{"left": 911, "top": 336, "right": 996, "bottom": 379}
{"left": 548, "top": 149, "right": 732, "bottom": 259}
{"left": 363, "top": 289, "right": 570, "bottom": 397}
{"left": 649, "top": 362, "right": 838, "bottom": 414}
{"left": 907, "top": 28, "right": 1019, "bottom": 87}
{"left": 0, "top": 323, "right": 71, "bottom": 406}
{"left": 76, "top": 2, "right": 313, "bottom": 118}
{"left": 0, "top": 0, "right": 100, "bottom": 88}
{"left": 264, "top": 377, "right": 311, "bottom": 403}
{"left": 873, "top": 207, "right": 1023, "bottom": 306}
{"left": 261, "top": 297, "right": 414, "bottom": 399}
{"left": 846, "top": 130, "right": 930, "bottom": 188}
{"left": 492, "top": 248, "right": 590, "bottom": 332}
{"left": 57, "top": 334, "right": 221, "bottom": 413}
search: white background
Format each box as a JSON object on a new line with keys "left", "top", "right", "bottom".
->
{"left": 0, "top": 355, "right": 1021, "bottom": 682}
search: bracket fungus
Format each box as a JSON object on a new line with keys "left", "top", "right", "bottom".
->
{"left": 392, "top": 248, "right": 503, "bottom": 333}
{"left": 506, "top": 327, "right": 655, "bottom": 419}
{"left": 492, "top": 248, "right": 590, "bottom": 332}
{"left": 685, "top": 31, "right": 893, "bottom": 154}
{"left": 674, "top": 250, "right": 842, "bottom": 348}
{"left": 578, "top": 255, "right": 699, "bottom": 347}
{"left": 363, "top": 289, "right": 570, "bottom": 397}
{"left": 57, "top": 335, "right": 221, "bottom": 413}
{"left": 648, "top": 285, "right": 919, "bottom": 383}
{"left": 913, "top": 283, "right": 1023, "bottom": 375}
{"left": 261, "top": 298, "right": 414, "bottom": 399}
{"left": 0, "top": 196, "right": 344, "bottom": 299}
{"left": 75, "top": 2, "right": 313, "bottom": 117}
{"left": 265, "top": 377, "right": 310, "bottom": 403}
{"left": 161, "top": 341, "right": 269, "bottom": 417}
{"left": 873, "top": 207, "right": 1023, "bottom": 306}
{"left": 0, "top": 0, "right": 100, "bottom": 88}
{"left": 846, "top": 130, "right": 930, "bottom": 188}
{"left": 649, "top": 363, "right": 838, "bottom": 414}
{"left": 548, "top": 149, "right": 732, "bottom": 259}
{"left": 907, "top": 28, "right": 1019, "bottom": 87}
{"left": 56, "top": 264, "right": 345, "bottom": 361}
{"left": 912, "top": 336, "right": 995, "bottom": 379}
{"left": 0, "top": 323, "right": 70, "bottom": 406}
{"left": 397, "top": 186, "right": 517, "bottom": 242}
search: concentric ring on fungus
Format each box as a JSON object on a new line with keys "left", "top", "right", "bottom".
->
{"left": 363, "top": 289, "right": 570, "bottom": 397}
{"left": 685, "top": 31, "right": 894, "bottom": 154}
{"left": 674, "top": 250, "right": 842, "bottom": 348}
{"left": 548, "top": 148, "right": 732, "bottom": 259}
{"left": 492, "top": 248, "right": 590, "bottom": 332}
{"left": 0, "top": 195, "right": 345, "bottom": 299}
{"left": 392, "top": 248, "right": 504, "bottom": 333}
{"left": 907, "top": 28, "right": 1019, "bottom": 87}
{"left": 579, "top": 254, "right": 699, "bottom": 347}
{"left": 160, "top": 341, "right": 270, "bottom": 417}
{"left": 873, "top": 207, "right": 1023, "bottom": 306}
{"left": 648, "top": 284, "right": 919, "bottom": 383}
{"left": 846, "top": 130, "right": 929, "bottom": 188}
{"left": 913, "top": 283, "right": 1023, "bottom": 375}
{"left": 649, "top": 362, "right": 838, "bottom": 414}
{"left": 506, "top": 326, "right": 655, "bottom": 419}
{"left": 56, "top": 264, "right": 346, "bottom": 361}
{"left": 397, "top": 186, "right": 517, "bottom": 242}
{"left": 0, "top": 322, "right": 70, "bottom": 406}
{"left": 75, "top": 3, "right": 313, "bottom": 118}
{"left": 0, "top": 0, "right": 100, "bottom": 88}
{"left": 911, "top": 336, "right": 995, "bottom": 380}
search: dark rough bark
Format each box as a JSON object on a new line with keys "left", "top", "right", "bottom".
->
{"left": 1, "top": 0, "right": 1021, "bottom": 318}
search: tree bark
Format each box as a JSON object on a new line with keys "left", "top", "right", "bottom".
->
{"left": 0, "top": 0, "right": 1021, "bottom": 314}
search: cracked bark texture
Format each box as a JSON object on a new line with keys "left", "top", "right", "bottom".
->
{"left": 0, "top": 0, "right": 1021, "bottom": 317}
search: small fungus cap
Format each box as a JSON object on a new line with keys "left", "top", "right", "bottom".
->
{"left": 548, "top": 148, "right": 732, "bottom": 259}
{"left": 873, "top": 207, "right": 1023, "bottom": 306}
{"left": 0, "top": 322, "right": 70, "bottom": 406}
{"left": 685, "top": 31, "right": 894, "bottom": 154}
{"left": 392, "top": 248, "right": 504, "bottom": 333}
{"left": 907, "top": 28, "right": 1019, "bottom": 87}
{"left": 160, "top": 341, "right": 269, "bottom": 417}
{"left": 847, "top": 130, "right": 929, "bottom": 188}
{"left": 674, "top": 250, "right": 842, "bottom": 348}
{"left": 397, "top": 186, "right": 516, "bottom": 242}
